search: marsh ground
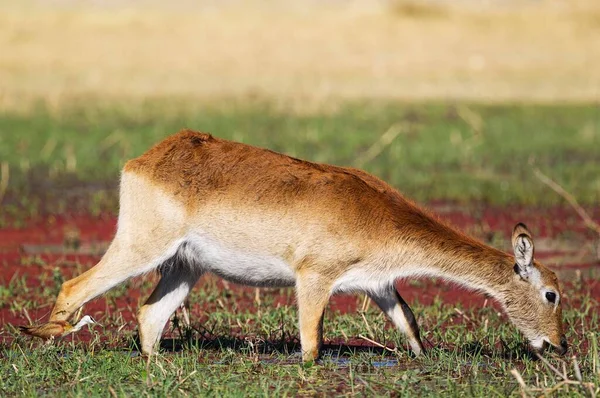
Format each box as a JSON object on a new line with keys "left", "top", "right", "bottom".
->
{"left": 0, "top": 102, "right": 599, "bottom": 396}
{"left": 1, "top": 0, "right": 599, "bottom": 396}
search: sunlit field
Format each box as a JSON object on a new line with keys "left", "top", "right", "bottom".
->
{"left": 1, "top": 1, "right": 599, "bottom": 396}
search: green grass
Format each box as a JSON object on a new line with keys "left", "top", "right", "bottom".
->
{"left": 0, "top": 100, "right": 599, "bottom": 395}
{"left": 0, "top": 100, "right": 599, "bottom": 220}
{"left": 2, "top": 276, "right": 599, "bottom": 397}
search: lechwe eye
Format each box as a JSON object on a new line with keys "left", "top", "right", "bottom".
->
{"left": 545, "top": 291, "right": 557, "bottom": 304}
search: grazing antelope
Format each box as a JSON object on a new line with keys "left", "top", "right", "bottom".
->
{"left": 37, "top": 130, "right": 567, "bottom": 361}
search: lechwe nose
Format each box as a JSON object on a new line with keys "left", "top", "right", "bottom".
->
{"left": 552, "top": 335, "right": 568, "bottom": 356}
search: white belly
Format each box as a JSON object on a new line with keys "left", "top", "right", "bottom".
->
{"left": 184, "top": 232, "right": 297, "bottom": 287}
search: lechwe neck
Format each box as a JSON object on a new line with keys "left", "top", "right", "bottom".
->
{"left": 386, "top": 211, "right": 515, "bottom": 298}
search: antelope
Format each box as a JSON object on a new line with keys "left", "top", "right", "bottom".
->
{"left": 38, "top": 130, "right": 567, "bottom": 361}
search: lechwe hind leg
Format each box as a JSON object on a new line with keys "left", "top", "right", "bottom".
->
{"left": 50, "top": 171, "right": 187, "bottom": 323}
{"left": 138, "top": 263, "right": 203, "bottom": 356}
{"left": 50, "top": 237, "right": 184, "bottom": 323}
{"left": 369, "top": 286, "right": 425, "bottom": 356}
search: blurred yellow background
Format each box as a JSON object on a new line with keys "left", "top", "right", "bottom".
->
{"left": 1, "top": 0, "right": 599, "bottom": 110}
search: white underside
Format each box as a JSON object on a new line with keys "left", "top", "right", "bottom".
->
{"left": 162, "top": 231, "right": 415, "bottom": 294}
{"left": 177, "top": 231, "right": 297, "bottom": 287}
{"left": 164, "top": 231, "right": 457, "bottom": 296}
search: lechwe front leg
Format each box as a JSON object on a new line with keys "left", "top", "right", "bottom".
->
{"left": 369, "top": 286, "right": 425, "bottom": 356}
{"left": 296, "top": 272, "right": 332, "bottom": 362}
{"left": 138, "top": 266, "right": 203, "bottom": 356}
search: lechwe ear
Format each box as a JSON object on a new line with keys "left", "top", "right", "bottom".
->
{"left": 512, "top": 223, "right": 535, "bottom": 280}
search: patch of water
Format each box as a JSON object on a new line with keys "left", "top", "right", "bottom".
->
{"left": 326, "top": 357, "right": 399, "bottom": 368}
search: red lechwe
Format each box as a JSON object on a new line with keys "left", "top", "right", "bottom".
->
{"left": 30, "top": 130, "right": 567, "bottom": 361}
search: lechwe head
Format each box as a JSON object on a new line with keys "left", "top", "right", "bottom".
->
{"left": 504, "top": 223, "right": 567, "bottom": 354}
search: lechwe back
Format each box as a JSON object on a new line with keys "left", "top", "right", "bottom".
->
{"left": 44, "top": 130, "right": 567, "bottom": 361}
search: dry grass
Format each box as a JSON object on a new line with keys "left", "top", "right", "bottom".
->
{"left": 0, "top": 0, "right": 599, "bottom": 110}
